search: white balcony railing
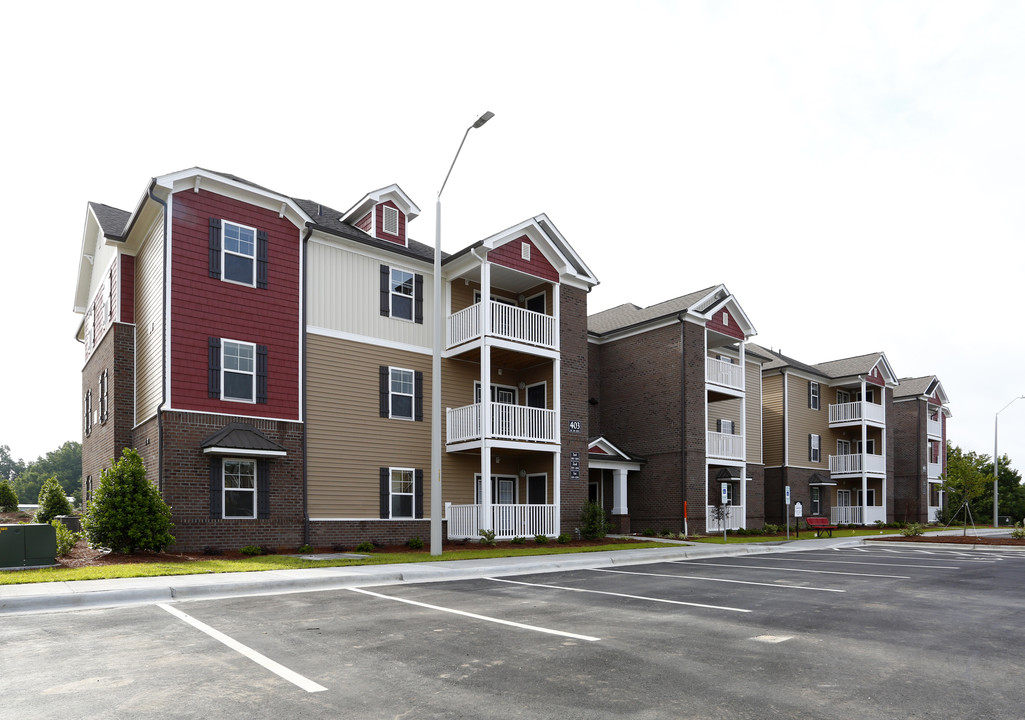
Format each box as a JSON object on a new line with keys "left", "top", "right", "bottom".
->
{"left": 927, "top": 417, "right": 943, "bottom": 438}
{"left": 831, "top": 505, "right": 862, "bottom": 525}
{"left": 829, "top": 453, "right": 886, "bottom": 476}
{"left": 705, "top": 357, "right": 744, "bottom": 391}
{"left": 706, "top": 431, "right": 745, "bottom": 460}
{"left": 446, "top": 403, "right": 557, "bottom": 444}
{"left": 829, "top": 401, "right": 885, "bottom": 425}
{"left": 928, "top": 461, "right": 942, "bottom": 479}
{"left": 706, "top": 504, "right": 745, "bottom": 532}
{"left": 447, "top": 301, "right": 556, "bottom": 351}
{"left": 447, "top": 503, "right": 557, "bottom": 539}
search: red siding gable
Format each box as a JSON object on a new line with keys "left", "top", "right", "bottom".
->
{"left": 374, "top": 201, "right": 406, "bottom": 245}
{"left": 866, "top": 365, "right": 885, "bottom": 387}
{"left": 356, "top": 212, "right": 372, "bottom": 233}
{"left": 489, "top": 236, "right": 559, "bottom": 283}
{"left": 590, "top": 446, "right": 610, "bottom": 455}
{"left": 706, "top": 307, "right": 744, "bottom": 340}
{"left": 120, "top": 254, "right": 135, "bottom": 324}
{"left": 169, "top": 189, "right": 301, "bottom": 421}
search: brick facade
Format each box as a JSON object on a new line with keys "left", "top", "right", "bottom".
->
{"left": 559, "top": 286, "right": 590, "bottom": 532}
{"left": 893, "top": 397, "right": 929, "bottom": 523}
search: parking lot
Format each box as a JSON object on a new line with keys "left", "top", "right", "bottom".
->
{"left": 6, "top": 544, "right": 1025, "bottom": 718}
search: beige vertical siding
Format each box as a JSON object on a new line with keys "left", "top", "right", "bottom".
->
{"left": 134, "top": 218, "right": 164, "bottom": 423}
{"left": 762, "top": 374, "right": 784, "bottom": 466}
{"left": 745, "top": 359, "right": 762, "bottom": 463}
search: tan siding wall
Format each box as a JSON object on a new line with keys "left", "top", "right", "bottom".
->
{"left": 708, "top": 398, "right": 742, "bottom": 431}
{"left": 788, "top": 376, "right": 830, "bottom": 468}
{"left": 306, "top": 239, "right": 432, "bottom": 348}
{"left": 134, "top": 218, "right": 164, "bottom": 423}
{"left": 762, "top": 374, "right": 784, "bottom": 466}
{"left": 746, "top": 360, "right": 762, "bottom": 463}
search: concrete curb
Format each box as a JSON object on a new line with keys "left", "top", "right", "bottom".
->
{"left": 863, "top": 539, "right": 1025, "bottom": 552}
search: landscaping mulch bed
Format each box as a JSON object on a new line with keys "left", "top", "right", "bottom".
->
{"left": 875, "top": 535, "right": 1025, "bottom": 546}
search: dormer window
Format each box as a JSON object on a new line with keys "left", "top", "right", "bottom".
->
{"left": 382, "top": 205, "right": 400, "bottom": 236}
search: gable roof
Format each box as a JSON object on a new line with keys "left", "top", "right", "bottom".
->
{"left": 752, "top": 345, "right": 899, "bottom": 385}
{"left": 587, "top": 285, "right": 720, "bottom": 335}
{"left": 88, "top": 202, "right": 131, "bottom": 239}
{"left": 200, "top": 422, "right": 288, "bottom": 456}
{"left": 895, "top": 375, "right": 949, "bottom": 404}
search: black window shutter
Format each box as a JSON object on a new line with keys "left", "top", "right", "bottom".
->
{"left": 380, "top": 366, "right": 389, "bottom": 418}
{"left": 380, "top": 264, "right": 390, "bottom": 316}
{"left": 414, "top": 371, "right": 423, "bottom": 422}
{"left": 809, "top": 434, "right": 814, "bottom": 461}
{"left": 716, "top": 419, "right": 722, "bottom": 433}
{"left": 209, "top": 218, "right": 222, "bottom": 278}
{"left": 208, "top": 337, "right": 221, "bottom": 398}
{"left": 380, "top": 467, "right": 390, "bottom": 519}
{"left": 257, "top": 459, "right": 270, "bottom": 519}
{"left": 256, "top": 229, "right": 269, "bottom": 289}
{"left": 209, "top": 461, "right": 222, "bottom": 518}
{"left": 415, "top": 469, "right": 424, "bottom": 519}
{"left": 414, "top": 274, "right": 424, "bottom": 324}
{"left": 256, "top": 345, "right": 268, "bottom": 404}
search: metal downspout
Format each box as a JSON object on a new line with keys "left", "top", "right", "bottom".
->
{"left": 301, "top": 227, "right": 312, "bottom": 546}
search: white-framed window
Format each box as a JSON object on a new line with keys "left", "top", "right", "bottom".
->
{"left": 382, "top": 205, "right": 400, "bottom": 236}
{"left": 390, "top": 467, "right": 415, "bottom": 518}
{"left": 98, "top": 369, "right": 109, "bottom": 424}
{"left": 854, "top": 388, "right": 875, "bottom": 403}
{"left": 717, "top": 419, "right": 734, "bottom": 434}
{"left": 855, "top": 488, "right": 877, "bottom": 507}
{"left": 809, "top": 381, "right": 820, "bottom": 410}
{"left": 811, "top": 486, "right": 821, "bottom": 515}
{"left": 222, "top": 340, "right": 256, "bottom": 402}
{"left": 223, "top": 458, "right": 257, "bottom": 518}
{"left": 837, "top": 439, "right": 851, "bottom": 455}
{"left": 222, "top": 221, "right": 257, "bottom": 286}
{"left": 475, "top": 475, "right": 517, "bottom": 504}
{"left": 854, "top": 439, "right": 876, "bottom": 455}
{"left": 810, "top": 434, "right": 821, "bottom": 462}
{"left": 389, "top": 367, "right": 415, "bottom": 420}
{"left": 390, "top": 267, "right": 414, "bottom": 321}
{"left": 836, "top": 389, "right": 850, "bottom": 404}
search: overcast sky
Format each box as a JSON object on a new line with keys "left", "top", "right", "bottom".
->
{"left": 2, "top": 1, "right": 1023, "bottom": 484}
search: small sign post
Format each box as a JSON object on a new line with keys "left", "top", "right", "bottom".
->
{"left": 720, "top": 483, "right": 729, "bottom": 542}
{"left": 794, "top": 501, "right": 803, "bottom": 538}
{"left": 785, "top": 485, "right": 791, "bottom": 540}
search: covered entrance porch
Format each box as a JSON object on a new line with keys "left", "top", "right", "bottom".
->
{"left": 706, "top": 465, "right": 747, "bottom": 533}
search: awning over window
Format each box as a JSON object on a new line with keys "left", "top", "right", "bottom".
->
{"left": 200, "top": 422, "right": 287, "bottom": 457}
{"left": 808, "top": 473, "right": 836, "bottom": 487}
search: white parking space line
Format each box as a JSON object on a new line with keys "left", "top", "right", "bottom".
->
{"left": 761, "top": 557, "right": 960, "bottom": 570}
{"left": 157, "top": 604, "right": 327, "bottom": 693}
{"left": 677, "top": 561, "right": 911, "bottom": 580}
{"left": 590, "top": 568, "right": 845, "bottom": 592}
{"left": 486, "top": 577, "right": 751, "bottom": 613}
{"left": 849, "top": 548, "right": 995, "bottom": 562}
{"left": 348, "top": 587, "right": 600, "bottom": 642}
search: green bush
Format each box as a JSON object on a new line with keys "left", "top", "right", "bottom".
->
{"left": 641, "top": 528, "right": 656, "bottom": 537}
{"left": 478, "top": 528, "right": 497, "bottom": 546}
{"left": 510, "top": 536, "right": 526, "bottom": 544}
{"left": 762, "top": 523, "right": 782, "bottom": 534}
{"left": 35, "top": 476, "right": 73, "bottom": 524}
{"left": 580, "top": 501, "right": 609, "bottom": 540}
{"left": 239, "top": 545, "right": 264, "bottom": 556}
{"left": 659, "top": 528, "right": 672, "bottom": 537}
{"left": 676, "top": 532, "right": 688, "bottom": 540}
{"left": 900, "top": 523, "right": 924, "bottom": 537}
{"left": 51, "top": 520, "right": 80, "bottom": 557}
{"left": 1010, "top": 521, "right": 1025, "bottom": 539}
{"left": 82, "top": 448, "right": 174, "bottom": 553}
{"left": 556, "top": 533, "right": 571, "bottom": 544}
{"left": 297, "top": 544, "right": 314, "bottom": 553}
{"left": 406, "top": 536, "right": 424, "bottom": 550}
{"left": 0, "top": 477, "right": 18, "bottom": 512}
{"left": 354, "top": 541, "right": 375, "bottom": 552}
{"left": 534, "top": 534, "right": 549, "bottom": 545}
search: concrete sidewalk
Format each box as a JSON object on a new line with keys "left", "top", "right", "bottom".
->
{"left": 0, "top": 537, "right": 857, "bottom": 616}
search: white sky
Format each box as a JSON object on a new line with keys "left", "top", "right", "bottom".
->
{"left": 1, "top": 1, "right": 1023, "bottom": 483}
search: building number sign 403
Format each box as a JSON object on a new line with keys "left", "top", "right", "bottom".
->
{"left": 568, "top": 420, "right": 582, "bottom": 433}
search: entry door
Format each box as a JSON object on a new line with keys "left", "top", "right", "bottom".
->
{"left": 837, "top": 440, "right": 851, "bottom": 455}
{"left": 837, "top": 490, "right": 851, "bottom": 506}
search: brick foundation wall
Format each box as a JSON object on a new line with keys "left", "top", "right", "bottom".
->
{"left": 308, "top": 520, "right": 447, "bottom": 549}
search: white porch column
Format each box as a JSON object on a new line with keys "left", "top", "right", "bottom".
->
{"left": 553, "top": 450, "right": 561, "bottom": 535}
{"left": 860, "top": 378, "right": 868, "bottom": 524}
{"left": 612, "top": 468, "right": 629, "bottom": 515}
{"left": 480, "top": 444, "right": 492, "bottom": 534}
{"left": 882, "top": 386, "right": 888, "bottom": 522}
{"left": 552, "top": 282, "right": 560, "bottom": 352}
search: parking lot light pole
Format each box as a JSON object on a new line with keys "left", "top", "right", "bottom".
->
{"left": 431, "top": 111, "right": 495, "bottom": 556}
{"left": 994, "top": 395, "right": 1025, "bottom": 528}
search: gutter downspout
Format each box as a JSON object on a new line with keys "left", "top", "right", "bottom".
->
{"left": 148, "top": 186, "right": 168, "bottom": 493}
{"left": 301, "top": 227, "right": 312, "bottom": 547}
{"left": 678, "top": 313, "right": 687, "bottom": 535}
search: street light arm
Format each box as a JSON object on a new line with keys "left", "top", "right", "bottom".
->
{"left": 438, "top": 111, "right": 494, "bottom": 198}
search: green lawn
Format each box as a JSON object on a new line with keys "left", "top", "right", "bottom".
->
{"left": 0, "top": 541, "right": 667, "bottom": 586}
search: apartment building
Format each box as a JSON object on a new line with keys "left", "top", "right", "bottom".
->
{"left": 893, "top": 376, "right": 950, "bottom": 522}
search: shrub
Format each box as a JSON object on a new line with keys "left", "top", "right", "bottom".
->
{"left": 900, "top": 523, "right": 924, "bottom": 537}
{"left": 82, "top": 448, "right": 174, "bottom": 553}
{"left": 557, "top": 533, "right": 571, "bottom": 544}
{"left": 298, "top": 544, "right": 314, "bottom": 553}
{"left": 1010, "top": 522, "right": 1025, "bottom": 539}
{"left": 641, "top": 528, "right": 656, "bottom": 537}
{"left": 355, "top": 541, "right": 375, "bottom": 553}
{"left": 534, "top": 534, "right": 549, "bottom": 545}
{"left": 406, "top": 536, "right": 424, "bottom": 550}
{"left": 51, "top": 519, "right": 80, "bottom": 557}
{"left": 580, "top": 501, "right": 609, "bottom": 540}
{"left": 762, "top": 523, "right": 781, "bottom": 534}
{"left": 239, "top": 545, "right": 264, "bottom": 556}
{"left": 510, "top": 536, "right": 526, "bottom": 544}
{"left": 659, "top": 528, "right": 672, "bottom": 537}
{"left": 478, "top": 528, "right": 497, "bottom": 546}
{"left": 874, "top": 519, "right": 886, "bottom": 528}
{"left": 676, "top": 532, "right": 688, "bottom": 540}
{"left": 35, "top": 476, "right": 73, "bottom": 524}
{"left": 0, "top": 478, "right": 19, "bottom": 512}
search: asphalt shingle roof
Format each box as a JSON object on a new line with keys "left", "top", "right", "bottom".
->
{"left": 811, "top": 352, "right": 887, "bottom": 379}
{"left": 200, "top": 423, "right": 287, "bottom": 453}
{"left": 89, "top": 202, "right": 131, "bottom": 238}
{"left": 894, "top": 376, "right": 938, "bottom": 398}
{"left": 588, "top": 285, "right": 721, "bottom": 335}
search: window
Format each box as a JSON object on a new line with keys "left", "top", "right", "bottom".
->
{"left": 222, "top": 221, "right": 257, "bottom": 286}
{"left": 811, "top": 486, "right": 821, "bottom": 515}
{"left": 391, "top": 268, "right": 414, "bottom": 320}
{"left": 854, "top": 439, "right": 876, "bottom": 455}
{"left": 382, "top": 205, "right": 400, "bottom": 236}
{"left": 380, "top": 265, "right": 423, "bottom": 323}
{"left": 222, "top": 340, "right": 256, "bottom": 402}
{"left": 84, "top": 308, "right": 94, "bottom": 352}
{"left": 809, "top": 381, "right": 820, "bottom": 410}
{"left": 223, "top": 459, "right": 257, "bottom": 518}
{"left": 389, "top": 368, "right": 414, "bottom": 420}
{"left": 837, "top": 439, "right": 851, "bottom": 455}
{"left": 809, "top": 434, "right": 821, "bottom": 462}
{"left": 98, "top": 369, "right": 109, "bottom": 424}
{"left": 836, "top": 389, "right": 850, "bottom": 404}
{"left": 83, "top": 389, "right": 93, "bottom": 437}
{"left": 379, "top": 467, "right": 423, "bottom": 519}
{"left": 717, "top": 419, "right": 734, "bottom": 434}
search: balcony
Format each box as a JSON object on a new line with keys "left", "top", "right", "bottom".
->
{"left": 928, "top": 461, "right": 942, "bottom": 479}
{"left": 706, "top": 504, "right": 745, "bottom": 532}
{"left": 831, "top": 505, "right": 885, "bottom": 525}
{"left": 447, "top": 403, "right": 557, "bottom": 445}
{"left": 829, "top": 453, "right": 886, "bottom": 477}
{"left": 829, "top": 401, "right": 885, "bottom": 426}
{"left": 706, "top": 357, "right": 744, "bottom": 391}
{"left": 706, "top": 431, "right": 745, "bottom": 461}
{"left": 447, "top": 503, "right": 557, "bottom": 539}
{"left": 927, "top": 416, "right": 943, "bottom": 439}
{"left": 448, "top": 302, "right": 556, "bottom": 351}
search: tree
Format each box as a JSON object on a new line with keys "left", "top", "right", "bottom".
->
{"left": 83, "top": 448, "right": 174, "bottom": 553}
{"left": 941, "top": 444, "right": 993, "bottom": 535}
{"left": 35, "top": 476, "right": 73, "bottom": 523}
{"left": 0, "top": 477, "right": 18, "bottom": 512}
{"left": 12, "top": 441, "right": 82, "bottom": 504}
{"left": 984, "top": 453, "right": 1025, "bottom": 524}
{"left": 0, "top": 444, "right": 25, "bottom": 483}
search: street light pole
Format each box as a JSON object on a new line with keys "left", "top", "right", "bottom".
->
{"left": 994, "top": 395, "right": 1025, "bottom": 528}
{"left": 431, "top": 111, "right": 495, "bottom": 556}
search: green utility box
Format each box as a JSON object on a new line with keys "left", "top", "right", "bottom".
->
{"left": 0, "top": 524, "right": 57, "bottom": 568}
